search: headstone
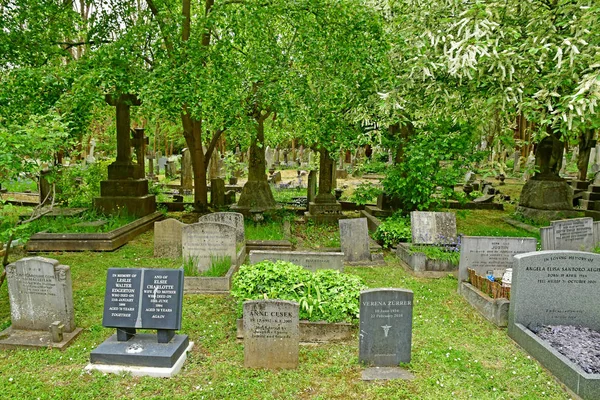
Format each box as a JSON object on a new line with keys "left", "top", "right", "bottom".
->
{"left": 540, "top": 217, "right": 595, "bottom": 252}
{"left": 182, "top": 222, "right": 237, "bottom": 272}
{"left": 271, "top": 171, "right": 282, "bottom": 184}
{"left": 359, "top": 289, "right": 414, "bottom": 366}
{"left": 88, "top": 268, "right": 191, "bottom": 376}
{"left": 86, "top": 138, "right": 97, "bottom": 164}
{"left": 410, "top": 211, "right": 457, "bottom": 245}
{"left": 243, "top": 300, "right": 299, "bottom": 369}
{"left": 249, "top": 250, "right": 344, "bottom": 271}
{"left": 180, "top": 148, "right": 193, "bottom": 192}
{"left": 157, "top": 156, "right": 167, "bottom": 173}
{"left": 198, "top": 212, "right": 245, "bottom": 244}
{"left": 339, "top": 218, "right": 371, "bottom": 262}
{"left": 512, "top": 150, "right": 521, "bottom": 173}
{"left": 265, "top": 146, "right": 274, "bottom": 169}
{"left": 307, "top": 170, "right": 317, "bottom": 204}
{"left": 458, "top": 236, "right": 538, "bottom": 282}
{"left": 154, "top": 219, "right": 184, "bottom": 258}
{"left": 210, "top": 178, "right": 226, "bottom": 207}
{"left": 165, "top": 160, "right": 176, "bottom": 178}
{"left": 0, "top": 257, "right": 82, "bottom": 349}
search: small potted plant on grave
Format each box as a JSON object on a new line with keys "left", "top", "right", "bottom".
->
{"left": 223, "top": 151, "right": 245, "bottom": 185}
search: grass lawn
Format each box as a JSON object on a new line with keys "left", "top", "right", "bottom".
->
{"left": 0, "top": 230, "right": 570, "bottom": 399}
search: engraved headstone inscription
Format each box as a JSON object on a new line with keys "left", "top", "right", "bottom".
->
{"left": 359, "top": 289, "right": 414, "bottom": 366}
{"left": 182, "top": 222, "right": 237, "bottom": 272}
{"left": 540, "top": 217, "right": 595, "bottom": 252}
{"left": 198, "top": 212, "right": 245, "bottom": 245}
{"left": 89, "top": 268, "right": 191, "bottom": 376}
{"left": 411, "top": 212, "right": 457, "bottom": 245}
{"left": 339, "top": 218, "right": 371, "bottom": 262}
{"left": 153, "top": 218, "right": 184, "bottom": 258}
{"left": 243, "top": 300, "right": 299, "bottom": 369}
{"left": 0, "top": 257, "right": 83, "bottom": 350}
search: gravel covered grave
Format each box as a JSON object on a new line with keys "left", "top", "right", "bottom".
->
{"left": 535, "top": 325, "right": 600, "bottom": 374}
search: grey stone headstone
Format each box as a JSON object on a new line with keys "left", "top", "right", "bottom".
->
{"left": 154, "top": 219, "right": 184, "bottom": 258}
{"left": 157, "top": 156, "right": 167, "bottom": 171}
{"left": 199, "top": 212, "right": 245, "bottom": 244}
{"left": 339, "top": 218, "right": 371, "bottom": 262}
{"left": 458, "top": 236, "right": 538, "bottom": 282}
{"left": 410, "top": 211, "right": 457, "bottom": 245}
{"left": 359, "top": 289, "right": 413, "bottom": 366}
{"left": 180, "top": 148, "right": 193, "bottom": 190}
{"left": 249, "top": 250, "right": 344, "bottom": 272}
{"left": 6, "top": 257, "right": 75, "bottom": 332}
{"left": 540, "top": 217, "right": 595, "bottom": 252}
{"left": 243, "top": 300, "right": 299, "bottom": 369}
{"left": 510, "top": 251, "right": 600, "bottom": 331}
{"left": 182, "top": 222, "right": 236, "bottom": 272}
{"left": 307, "top": 170, "right": 317, "bottom": 204}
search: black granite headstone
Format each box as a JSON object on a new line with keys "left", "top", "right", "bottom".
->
{"left": 359, "top": 288, "right": 414, "bottom": 366}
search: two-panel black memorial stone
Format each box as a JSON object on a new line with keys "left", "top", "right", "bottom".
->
{"left": 89, "top": 268, "right": 191, "bottom": 377}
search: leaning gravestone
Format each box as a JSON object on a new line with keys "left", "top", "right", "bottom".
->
{"left": 249, "top": 250, "right": 344, "bottom": 272}
{"left": 87, "top": 268, "right": 191, "bottom": 377}
{"left": 182, "top": 222, "right": 237, "bottom": 272}
{"left": 541, "top": 217, "right": 596, "bottom": 252}
{"left": 359, "top": 289, "right": 414, "bottom": 372}
{"left": 0, "top": 257, "right": 82, "bottom": 350}
{"left": 508, "top": 251, "right": 600, "bottom": 399}
{"left": 243, "top": 300, "right": 299, "bottom": 369}
{"left": 458, "top": 236, "right": 538, "bottom": 283}
{"left": 410, "top": 211, "right": 457, "bottom": 245}
{"left": 199, "top": 212, "right": 245, "bottom": 244}
{"left": 153, "top": 219, "right": 184, "bottom": 258}
{"left": 339, "top": 218, "right": 371, "bottom": 262}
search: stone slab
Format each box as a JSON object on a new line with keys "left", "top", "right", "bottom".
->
{"left": 458, "top": 236, "right": 538, "bottom": 282}
{"left": 339, "top": 218, "right": 371, "bottom": 262}
{"left": 245, "top": 240, "right": 293, "bottom": 253}
{"left": 249, "top": 250, "right": 344, "bottom": 271}
{"left": 182, "top": 222, "right": 237, "bottom": 272}
{"left": 359, "top": 289, "right": 413, "bottom": 367}
{"left": 410, "top": 211, "right": 457, "bottom": 245}
{"left": 153, "top": 219, "right": 184, "bottom": 258}
{"left": 458, "top": 282, "right": 509, "bottom": 327}
{"left": 0, "top": 327, "right": 83, "bottom": 351}
{"left": 541, "top": 217, "right": 595, "bottom": 252}
{"left": 362, "top": 367, "right": 415, "bottom": 381}
{"left": 243, "top": 300, "right": 299, "bottom": 369}
{"left": 6, "top": 257, "right": 75, "bottom": 332}
{"left": 89, "top": 334, "right": 190, "bottom": 369}
{"left": 184, "top": 262, "right": 240, "bottom": 294}
{"left": 198, "top": 212, "right": 245, "bottom": 244}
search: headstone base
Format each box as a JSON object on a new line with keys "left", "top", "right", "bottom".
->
{"left": 87, "top": 340, "right": 194, "bottom": 378}
{"left": 90, "top": 334, "right": 190, "bottom": 369}
{"left": 361, "top": 367, "right": 415, "bottom": 381}
{"left": 93, "top": 194, "right": 156, "bottom": 217}
{"left": 0, "top": 327, "right": 83, "bottom": 351}
{"left": 515, "top": 206, "right": 583, "bottom": 225}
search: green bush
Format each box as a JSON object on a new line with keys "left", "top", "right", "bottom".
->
{"left": 350, "top": 182, "right": 382, "bottom": 205}
{"left": 55, "top": 160, "right": 110, "bottom": 207}
{"left": 231, "top": 261, "right": 367, "bottom": 323}
{"left": 373, "top": 212, "right": 411, "bottom": 248}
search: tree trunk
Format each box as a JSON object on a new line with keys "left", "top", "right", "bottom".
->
{"left": 393, "top": 122, "right": 413, "bottom": 165}
{"left": 182, "top": 113, "right": 209, "bottom": 210}
{"left": 577, "top": 128, "right": 595, "bottom": 181}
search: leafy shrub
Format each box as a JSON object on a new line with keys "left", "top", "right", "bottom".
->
{"left": 373, "top": 212, "right": 411, "bottom": 248}
{"left": 409, "top": 245, "right": 460, "bottom": 264}
{"left": 231, "top": 261, "right": 367, "bottom": 323}
{"left": 350, "top": 182, "right": 382, "bottom": 205}
{"left": 55, "top": 160, "right": 110, "bottom": 207}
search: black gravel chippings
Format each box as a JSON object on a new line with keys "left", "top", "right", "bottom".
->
{"left": 536, "top": 325, "right": 600, "bottom": 374}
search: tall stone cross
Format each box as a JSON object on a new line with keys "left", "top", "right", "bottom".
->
{"left": 105, "top": 94, "right": 141, "bottom": 165}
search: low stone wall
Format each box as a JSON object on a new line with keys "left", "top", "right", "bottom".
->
{"left": 245, "top": 240, "right": 293, "bottom": 253}
{"left": 184, "top": 246, "right": 245, "bottom": 294}
{"left": 395, "top": 243, "right": 458, "bottom": 273}
{"left": 459, "top": 282, "right": 509, "bottom": 327}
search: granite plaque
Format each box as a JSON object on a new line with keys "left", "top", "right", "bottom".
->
{"left": 410, "top": 211, "right": 457, "bottom": 245}
{"left": 198, "top": 212, "right": 245, "bottom": 244}
{"left": 103, "top": 268, "right": 184, "bottom": 330}
{"left": 182, "top": 222, "right": 237, "bottom": 272}
{"left": 5, "top": 257, "right": 75, "bottom": 332}
{"left": 153, "top": 219, "right": 184, "bottom": 258}
{"left": 509, "top": 251, "right": 600, "bottom": 331}
{"left": 541, "top": 217, "right": 595, "bottom": 252}
{"left": 359, "top": 289, "right": 413, "bottom": 366}
{"left": 339, "top": 218, "right": 371, "bottom": 262}
{"left": 243, "top": 300, "right": 299, "bottom": 369}
{"left": 458, "top": 236, "right": 538, "bottom": 282}
{"left": 249, "top": 250, "right": 344, "bottom": 271}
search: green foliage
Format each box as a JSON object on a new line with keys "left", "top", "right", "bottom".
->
{"left": 409, "top": 245, "right": 461, "bottom": 264}
{"left": 350, "top": 182, "right": 382, "bottom": 206}
{"left": 373, "top": 212, "right": 411, "bottom": 248}
{"left": 231, "top": 261, "right": 367, "bottom": 323}
{"left": 202, "top": 256, "right": 232, "bottom": 277}
{"left": 295, "top": 222, "right": 341, "bottom": 249}
{"left": 54, "top": 160, "right": 110, "bottom": 207}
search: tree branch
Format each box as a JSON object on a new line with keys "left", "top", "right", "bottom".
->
{"left": 56, "top": 40, "right": 112, "bottom": 50}
{"left": 146, "top": 0, "right": 175, "bottom": 53}
{"left": 205, "top": 127, "right": 226, "bottom": 161}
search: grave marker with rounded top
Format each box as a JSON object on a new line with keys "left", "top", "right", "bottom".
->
{"left": 182, "top": 222, "right": 237, "bottom": 272}
{"left": 198, "top": 212, "right": 245, "bottom": 244}
{"left": 153, "top": 218, "right": 184, "bottom": 258}
{"left": 339, "top": 218, "right": 371, "bottom": 262}
{"left": 359, "top": 288, "right": 413, "bottom": 366}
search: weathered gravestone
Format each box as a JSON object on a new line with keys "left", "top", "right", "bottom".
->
{"left": 307, "top": 170, "right": 317, "bottom": 204}
{"left": 541, "top": 217, "right": 596, "bottom": 252}
{"left": 249, "top": 250, "right": 344, "bottom": 272}
{"left": 243, "top": 300, "right": 299, "bottom": 369}
{"left": 410, "top": 211, "right": 457, "bottom": 245}
{"left": 180, "top": 148, "right": 193, "bottom": 192}
{"left": 359, "top": 289, "right": 414, "bottom": 372}
{"left": 339, "top": 218, "right": 371, "bottom": 262}
{"left": 508, "top": 251, "right": 600, "bottom": 399}
{"left": 182, "top": 222, "right": 238, "bottom": 272}
{"left": 458, "top": 236, "right": 538, "bottom": 283}
{"left": 199, "top": 212, "right": 245, "bottom": 245}
{"left": 157, "top": 157, "right": 167, "bottom": 173}
{"left": 153, "top": 219, "right": 184, "bottom": 258}
{"left": 88, "top": 268, "right": 191, "bottom": 377}
{"left": 0, "top": 257, "right": 82, "bottom": 350}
